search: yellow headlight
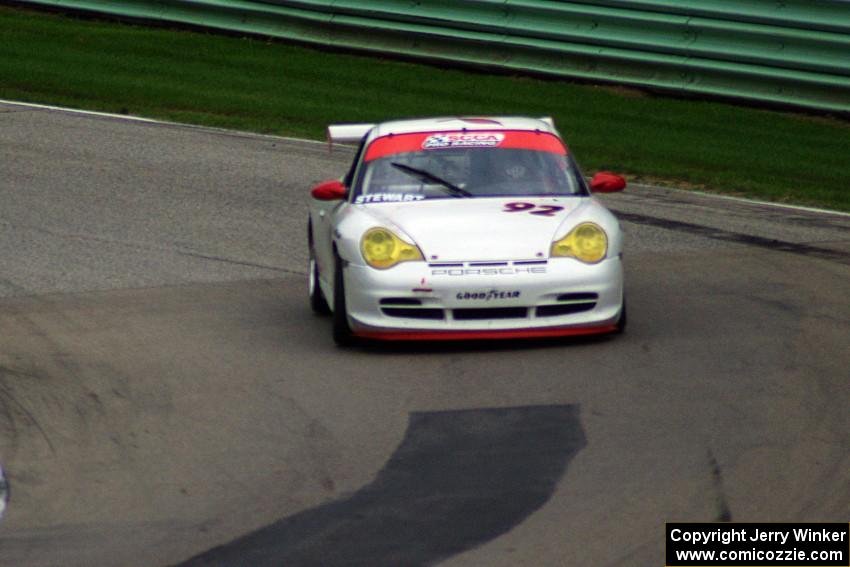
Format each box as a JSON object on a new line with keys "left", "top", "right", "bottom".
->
{"left": 361, "top": 227, "right": 424, "bottom": 269}
{"left": 550, "top": 222, "right": 608, "bottom": 264}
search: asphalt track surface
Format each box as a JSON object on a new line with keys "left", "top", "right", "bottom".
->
{"left": 0, "top": 101, "right": 848, "bottom": 567}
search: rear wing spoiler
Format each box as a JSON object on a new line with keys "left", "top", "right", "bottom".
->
{"left": 327, "top": 123, "right": 375, "bottom": 149}
{"left": 326, "top": 117, "right": 556, "bottom": 150}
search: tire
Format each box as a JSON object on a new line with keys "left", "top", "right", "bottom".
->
{"left": 308, "top": 253, "right": 331, "bottom": 317}
{"left": 614, "top": 296, "right": 627, "bottom": 334}
{"left": 332, "top": 252, "right": 356, "bottom": 346}
{"left": 308, "top": 221, "right": 331, "bottom": 315}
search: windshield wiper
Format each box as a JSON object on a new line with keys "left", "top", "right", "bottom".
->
{"left": 390, "top": 162, "right": 472, "bottom": 198}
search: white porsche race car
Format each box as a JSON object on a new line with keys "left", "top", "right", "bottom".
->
{"left": 307, "top": 116, "right": 627, "bottom": 345}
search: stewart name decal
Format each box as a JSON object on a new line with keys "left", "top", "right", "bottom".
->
{"left": 355, "top": 193, "right": 426, "bottom": 204}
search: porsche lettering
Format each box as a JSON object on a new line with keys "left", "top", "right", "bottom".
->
{"left": 431, "top": 267, "right": 547, "bottom": 276}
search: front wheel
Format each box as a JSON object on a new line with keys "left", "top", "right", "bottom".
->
{"left": 308, "top": 253, "right": 331, "bottom": 315}
{"left": 332, "top": 253, "right": 356, "bottom": 346}
{"left": 308, "top": 220, "right": 330, "bottom": 315}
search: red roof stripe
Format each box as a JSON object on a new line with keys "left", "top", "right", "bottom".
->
{"left": 364, "top": 130, "right": 567, "bottom": 162}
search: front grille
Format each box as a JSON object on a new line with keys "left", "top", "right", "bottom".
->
{"left": 536, "top": 303, "right": 596, "bottom": 317}
{"left": 380, "top": 298, "right": 422, "bottom": 306}
{"left": 381, "top": 308, "right": 444, "bottom": 320}
{"left": 556, "top": 293, "right": 598, "bottom": 302}
{"left": 378, "top": 290, "right": 599, "bottom": 322}
{"left": 453, "top": 307, "right": 528, "bottom": 320}
{"left": 536, "top": 292, "right": 598, "bottom": 317}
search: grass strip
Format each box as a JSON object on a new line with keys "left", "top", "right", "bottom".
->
{"left": 1, "top": 5, "right": 849, "bottom": 211}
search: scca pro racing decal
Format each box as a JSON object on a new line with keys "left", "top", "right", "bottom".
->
{"left": 355, "top": 193, "right": 426, "bottom": 204}
{"left": 423, "top": 133, "right": 505, "bottom": 149}
{"left": 457, "top": 290, "right": 521, "bottom": 301}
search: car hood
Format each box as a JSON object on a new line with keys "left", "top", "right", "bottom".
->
{"left": 357, "top": 197, "right": 588, "bottom": 262}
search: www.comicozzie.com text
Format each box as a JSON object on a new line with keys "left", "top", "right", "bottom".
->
{"left": 670, "top": 527, "right": 847, "bottom": 546}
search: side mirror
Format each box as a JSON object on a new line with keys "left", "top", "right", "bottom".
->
{"left": 590, "top": 172, "right": 626, "bottom": 193}
{"left": 311, "top": 179, "right": 346, "bottom": 201}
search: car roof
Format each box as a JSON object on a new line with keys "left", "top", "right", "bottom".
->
{"left": 366, "top": 116, "right": 559, "bottom": 142}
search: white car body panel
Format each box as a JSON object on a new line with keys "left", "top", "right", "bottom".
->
{"left": 359, "top": 197, "right": 598, "bottom": 262}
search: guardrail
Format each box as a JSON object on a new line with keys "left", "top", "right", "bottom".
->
{"left": 11, "top": 0, "right": 850, "bottom": 113}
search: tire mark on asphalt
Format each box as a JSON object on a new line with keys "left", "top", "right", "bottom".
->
{"left": 0, "top": 393, "right": 18, "bottom": 458}
{"left": 175, "top": 250, "right": 304, "bottom": 275}
{"left": 0, "top": 218, "right": 299, "bottom": 276}
{"left": 0, "top": 380, "right": 56, "bottom": 456}
{"left": 612, "top": 210, "right": 850, "bottom": 265}
{"left": 175, "top": 405, "right": 585, "bottom": 567}
{"left": 0, "top": 278, "right": 29, "bottom": 296}
{"left": 707, "top": 447, "right": 732, "bottom": 522}
{"left": 0, "top": 465, "right": 8, "bottom": 521}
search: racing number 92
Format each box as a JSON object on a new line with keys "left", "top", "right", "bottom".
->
{"left": 503, "top": 202, "right": 564, "bottom": 217}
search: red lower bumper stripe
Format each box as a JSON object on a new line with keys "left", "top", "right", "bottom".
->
{"left": 355, "top": 325, "right": 618, "bottom": 341}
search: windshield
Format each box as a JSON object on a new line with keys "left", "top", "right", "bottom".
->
{"left": 353, "top": 131, "right": 586, "bottom": 203}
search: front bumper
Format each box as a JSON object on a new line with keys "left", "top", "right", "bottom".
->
{"left": 344, "top": 256, "right": 624, "bottom": 339}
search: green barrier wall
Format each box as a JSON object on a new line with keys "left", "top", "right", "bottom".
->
{"left": 11, "top": 0, "right": 850, "bottom": 112}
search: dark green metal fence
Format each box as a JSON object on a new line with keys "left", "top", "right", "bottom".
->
{"left": 12, "top": 0, "right": 850, "bottom": 112}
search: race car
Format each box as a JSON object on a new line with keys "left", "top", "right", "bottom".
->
{"left": 307, "top": 116, "right": 626, "bottom": 345}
